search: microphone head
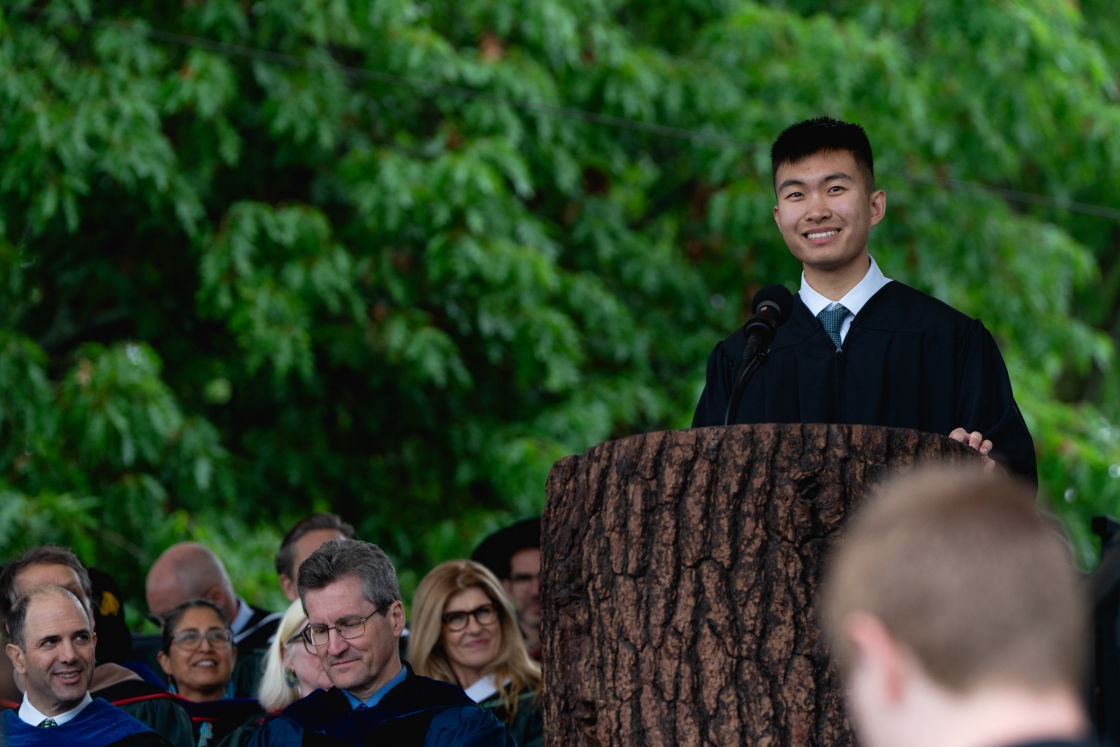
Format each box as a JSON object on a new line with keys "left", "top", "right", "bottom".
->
{"left": 751, "top": 284, "right": 794, "bottom": 326}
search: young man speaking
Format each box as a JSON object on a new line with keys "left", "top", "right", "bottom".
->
{"left": 691, "top": 117, "right": 1036, "bottom": 482}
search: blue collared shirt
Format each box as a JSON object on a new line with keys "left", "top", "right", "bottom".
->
{"left": 342, "top": 664, "right": 407, "bottom": 710}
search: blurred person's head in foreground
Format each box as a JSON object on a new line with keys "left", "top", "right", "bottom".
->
{"left": 470, "top": 518, "right": 541, "bottom": 657}
{"left": 257, "top": 599, "right": 333, "bottom": 712}
{"left": 822, "top": 466, "right": 1090, "bottom": 747}
{"left": 297, "top": 539, "right": 405, "bottom": 701}
{"left": 409, "top": 560, "right": 540, "bottom": 723}
{"left": 276, "top": 513, "right": 355, "bottom": 602}
{"left": 157, "top": 600, "right": 236, "bottom": 703}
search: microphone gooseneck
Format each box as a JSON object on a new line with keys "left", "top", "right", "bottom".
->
{"left": 724, "top": 284, "right": 794, "bottom": 427}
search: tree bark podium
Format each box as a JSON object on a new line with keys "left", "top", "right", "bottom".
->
{"left": 541, "top": 423, "right": 978, "bottom": 747}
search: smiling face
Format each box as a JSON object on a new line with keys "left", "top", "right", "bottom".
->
{"left": 440, "top": 587, "right": 502, "bottom": 688}
{"left": 157, "top": 605, "right": 236, "bottom": 702}
{"left": 6, "top": 592, "right": 96, "bottom": 717}
{"left": 773, "top": 150, "right": 886, "bottom": 288}
{"left": 303, "top": 574, "right": 405, "bottom": 701}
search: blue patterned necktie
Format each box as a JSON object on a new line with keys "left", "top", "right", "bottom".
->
{"left": 38, "top": 718, "right": 58, "bottom": 728}
{"left": 817, "top": 305, "right": 849, "bottom": 351}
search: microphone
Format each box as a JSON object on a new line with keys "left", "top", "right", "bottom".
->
{"left": 724, "top": 284, "right": 795, "bottom": 426}
{"left": 740, "top": 284, "right": 794, "bottom": 362}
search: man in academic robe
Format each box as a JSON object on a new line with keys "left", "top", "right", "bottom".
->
{"left": 821, "top": 467, "right": 1095, "bottom": 747}
{"left": 0, "top": 548, "right": 194, "bottom": 747}
{"left": 1, "top": 584, "right": 170, "bottom": 747}
{"left": 692, "top": 117, "right": 1036, "bottom": 483}
{"left": 471, "top": 518, "right": 542, "bottom": 659}
{"left": 249, "top": 540, "right": 511, "bottom": 747}
{"left": 145, "top": 543, "right": 282, "bottom": 696}
{"left": 275, "top": 513, "right": 355, "bottom": 603}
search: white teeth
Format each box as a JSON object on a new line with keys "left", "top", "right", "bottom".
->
{"left": 807, "top": 230, "right": 838, "bottom": 240}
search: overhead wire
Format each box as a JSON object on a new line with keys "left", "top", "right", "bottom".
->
{"left": 6, "top": 3, "right": 1120, "bottom": 222}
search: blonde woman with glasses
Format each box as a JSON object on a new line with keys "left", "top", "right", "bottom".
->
{"left": 409, "top": 560, "right": 543, "bottom": 747}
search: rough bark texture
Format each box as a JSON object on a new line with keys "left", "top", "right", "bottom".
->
{"left": 541, "top": 423, "right": 978, "bottom": 747}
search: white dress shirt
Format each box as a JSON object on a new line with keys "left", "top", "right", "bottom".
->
{"left": 230, "top": 597, "right": 254, "bottom": 640}
{"left": 798, "top": 255, "right": 892, "bottom": 345}
{"left": 463, "top": 674, "right": 499, "bottom": 704}
{"left": 18, "top": 691, "right": 93, "bottom": 727}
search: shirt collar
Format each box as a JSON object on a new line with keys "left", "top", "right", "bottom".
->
{"left": 463, "top": 673, "right": 499, "bottom": 704}
{"left": 798, "top": 255, "right": 891, "bottom": 317}
{"left": 229, "top": 597, "right": 254, "bottom": 636}
{"left": 343, "top": 663, "right": 407, "bottom": 710}
{"left": 19, "top": 691, "right": 93, "bottom": 727}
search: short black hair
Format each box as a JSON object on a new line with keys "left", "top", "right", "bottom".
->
{"left": 0, "top": 546, "right": 93, "bottom": 621}
{"left": 276, "top": 513, "right": 356, "bottom": 578}
{"left": 771, "top": 117, "right": 874, "bottom": 192}
{"left": 160, "top": 598, "right": 231, "bottom": 654}
{"left": 471, "top": 518, "right": 541, "bottom": 580}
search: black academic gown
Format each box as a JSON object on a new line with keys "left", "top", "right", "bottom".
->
{"left": 692, "top": 282, "right": 1037, "bottom": 483}
{"left": 89, "top": 681, "right": 194, "bottom": 747}
{"left": 176, "top": 697, "right": 265, "bottom": 747}
{"left": 0, "top": 698, "right": 171, "bottom": 747}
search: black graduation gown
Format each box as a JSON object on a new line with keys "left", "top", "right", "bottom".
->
{"left": 250, "top": 663, "right": 512, "bottom": 746}
{"left": 176, "top": 697, "right": 264, "bottom": 747}
{"left": 89, "top": 681, "right": 194, "bottom": 747}
{"left": 692, "top": 282, "right": 1037, "bottom": 483}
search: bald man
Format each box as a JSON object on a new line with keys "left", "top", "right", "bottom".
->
{"left": 145, "top": 543, "right": 281, "bottom": 697}
{"left": 2, "top": 584, "right": 170, "bottom": 747}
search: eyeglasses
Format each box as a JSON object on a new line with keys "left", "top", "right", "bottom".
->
{"left": 302, "top": 606, "right": 387, "bottom": 648}
{"left": 171, "top": 628, "right": 233, "bottom": 650}
{"left": 285, "top": 627, "right": 314, "bottom": 655}
{"left": 441, "top": 604, "right": 499, "bottom": 632}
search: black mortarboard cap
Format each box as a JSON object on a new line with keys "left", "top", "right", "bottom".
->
{"left": 470, "top": 517, "right": 541, "bottom": 580}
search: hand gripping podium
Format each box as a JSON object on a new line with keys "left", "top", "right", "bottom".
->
{"left": 541, "top": 423, "right": 978, "bottom": 747}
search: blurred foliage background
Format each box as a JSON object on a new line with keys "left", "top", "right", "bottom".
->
{"left": 1, "top": 0, "right": 1119, "bottom": 623}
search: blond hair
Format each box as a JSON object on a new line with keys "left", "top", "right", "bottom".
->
{"left": 257, "top": 599, "right": 310, "bottom": 712}
{"left": 822, "top": 466, "right": 1087, "bottom": 694}
{"left": 409, "top": 560, "right": 541, "bottom": 721}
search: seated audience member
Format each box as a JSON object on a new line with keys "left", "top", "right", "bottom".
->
{"left": 157, "top": 600, "right": 264, "bottom": 747}
{"left": 471, "top": 519, "right": 541, "bottom": 659}
{"left": 248, "top": 540, "right": 511, "bottom": 747}
{"left": 146, "top": 544, "right": 281, "bottom": 696}
{"left": 222, "top": 600, "right": 334, "bottom": 747}
{"left": 275, "top": 514, "right": 355, "bottom": 603}
{"left": 410, "top": 561, "right": 542, "bottom": 747}
{"left": 822, "top": 467, "right": 1094, "bottom": 747}
{"left": 257, "top": 600, "right": 332, "bottom": 712}
{"left": 0, "top": 548, "right": 194, "bottom": 747}
{"left": 1, "top": 584, "right": 170, "bottom": 746}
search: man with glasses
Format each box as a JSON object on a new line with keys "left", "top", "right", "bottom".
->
{"left": 1, "top": 584, "right": 171, "bottom": 746}
{"left": 470, "top": 518, "right": 541, "bottom": 659}
{"left": 0, "top": 546, "right": 194, "bottom": 747}
{"left": 249, "top": 540, "right": 511, "bottom": 746}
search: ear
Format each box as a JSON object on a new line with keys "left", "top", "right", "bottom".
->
{"left": 388, "top": 601, "right": 406, "bottom": 638}
{"left": 6, "top": 642, "right": 26, "bottom": 676}
{"left": 773, "top": 203, "right": 780, "bottom": 226}
{"left": 868, "top": 189, "right": 887, "bottom": 228}
{"left": 501, "top": 579, "right": 514, "bottom": 597}
{"left": 279, "top": 574, "right": 297, "bottom": 601}
{"left": 157, "top": 650, "right": 173, "bottom": 676}
{"left": 844, "top": 612, "right": 907, "bottom": 703}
